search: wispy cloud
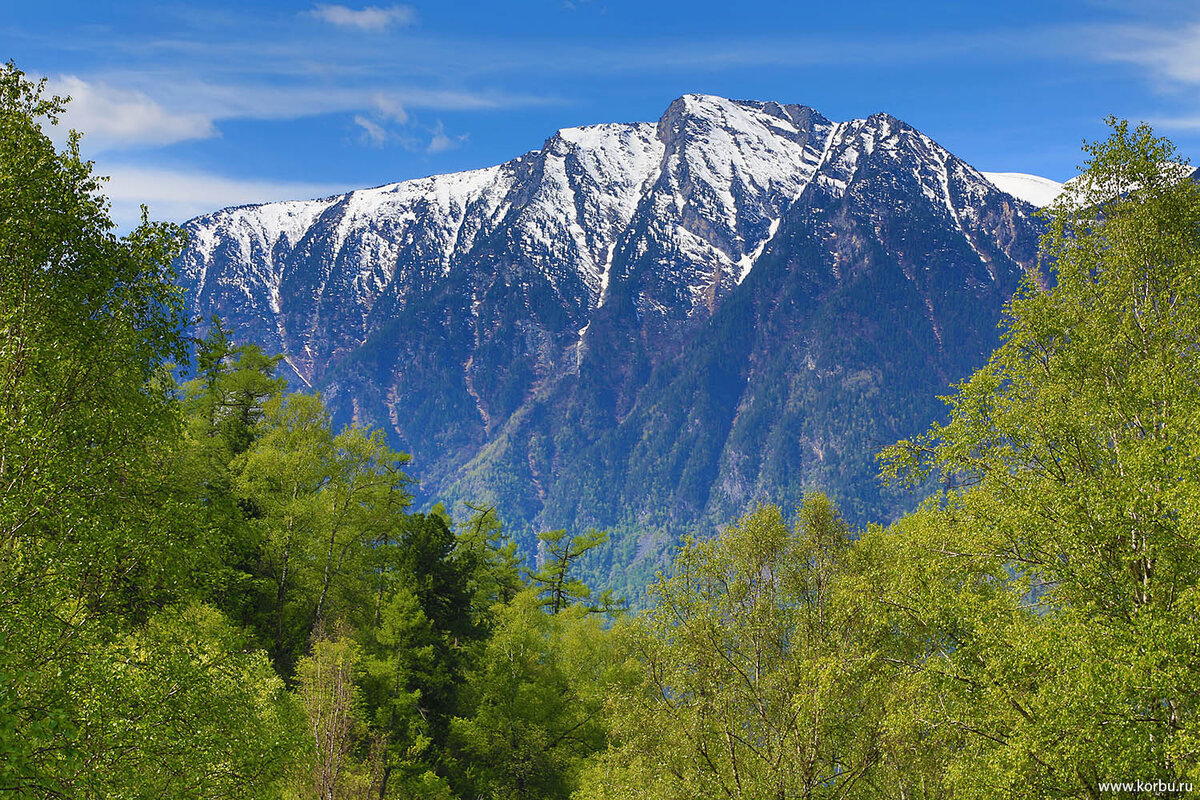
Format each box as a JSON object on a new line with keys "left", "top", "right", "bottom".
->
{"left": 99, "top": 163, "right": 348, "bottom": 231}
{"left": 27, "top": 11, "right": 1076, "bottom": 151}
{"left": 36, "top": 26, "right": 1044, "bottom": 151}
{"left": 34, "top": 5, "right": 1196, "bottom": 182}
{"left": 47, "top": 75, "right": 217, "bottom": 150}
{"left": 1093, "top": 21, "right": 1200, "bottom": 85}
{"left": 29, "top": 13, "right": 1078, "bottom": 89}
{"left": 370, "top": 92, "right": 408, "bottom": 124}
{"left": 353, "top": 114, "right": 390, "bottom": 146}
{"left": 309, "top": 4, "right": 416, "bottom": 32}
{"left": 1075, "top": 19, "right": 1200, "bottom": 133}
{"left": 73, "top": 75, "right": 555, "bottom": 125}
{"left": 351, "top": 94, "right": 419, "bottom": 148}
{"left": 426, "top": 120, "right": 467, "bottom": 154}
{"left": 46, "top": 73, "right": 552, "bottom": 156}
{"left": 1147, "top": 115, "right": 1200, "bottom": 131}
{"left": 350, "top": 110, "right": 466, "bottom": 153}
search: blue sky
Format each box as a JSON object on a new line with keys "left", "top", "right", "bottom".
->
{"left": 6, "top": 0, "right": 1200, "bottom": 229}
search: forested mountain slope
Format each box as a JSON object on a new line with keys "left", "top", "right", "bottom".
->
{"left": 176, "top": 94, "right": 1043, "bottom": 582}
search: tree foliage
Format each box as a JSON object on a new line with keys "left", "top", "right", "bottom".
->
{"left": 0, "top": 62, "right": 302, "bottom": 797}
{"left": 873, "top": 118, "right": 1200, "bottom": 794}
{"left": 528, "top": 528, "right": 610, "bottom": 614}
{"left": 6, "top": 53, "right": 1198, "bottom": 800}
{"left": 450, "top": 590, "right": 631, "bottom": 800}
{"left": 585, "top": 497, "right": 892, "bottom": 800}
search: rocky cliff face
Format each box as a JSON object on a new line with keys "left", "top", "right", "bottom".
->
{"left": 176, "top": 94, "right": 1044, "bottom": 588}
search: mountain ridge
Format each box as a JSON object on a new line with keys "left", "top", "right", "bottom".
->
{"left": 179, "top": 96, "right": 1053, "bottom": 385}
{"left": 176, "top": 94, "right": 1044, "bottom": 589}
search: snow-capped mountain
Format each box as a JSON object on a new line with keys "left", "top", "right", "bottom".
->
{"left": 177, "top": 94, "right": 1043, "bottom": 589}
{"left": 981, "top": 172, "right": 1064, "bottom": 207}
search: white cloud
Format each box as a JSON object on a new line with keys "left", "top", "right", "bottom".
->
{"left": 353, "top": 113, "right": 390, "bottom": 146}
{"left": 426, "top": 120, "right": 467, "bottom": 154}
{"left": 95, "top": 78, "right": 549, "bottom": 124}
{"left": 370, "top": 92, "right": 408, "bottom": 123}
{"left": 47, "top": 75, "right": 217, "bottom": 152}
{"left": 98, "top": 163, "right": 347, "bottom": 231}
{"left": 1100, "top": 22, "right": 1200, "bottom": 85}
{"left": 38, "top": 70, "right": 545, "bottom": 159}
{"left": 1081, "top": 20, "right": 1200, "bottom": 135}
{"left": 310, "top": 4, "right": 416, "bottom": 32}
{"left": 1149, "top": 115, "right": 1200, "bottom": 130}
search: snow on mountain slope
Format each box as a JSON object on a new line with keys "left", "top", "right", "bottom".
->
{"left": 178, "top": 124, "right": 666, "bottom": 311}
{"left": 179, "top": 96, "right": 861, "bottom": 377}
{"left": 178, "top": 95, "right": 1047, "bottom": 389}
{"left": 181, "top": 96, "right": 1037, "bottom": 343}
{"left": 493, "top": 122, "right": 663, "bottom": 305}
{"left": 983, "top": 164, "right": 1200, "bottom": 210}
{"left": 611, "top": 96, "right": 836, "bottom": 320}
{"left": 982, "top": 172, "right": 1064, "bottom": 207}
{"left": 175, "top": 93, "right": 1047, "bottom": 572}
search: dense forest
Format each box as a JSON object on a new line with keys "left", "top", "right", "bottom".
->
{"left": 3, "top": 60, "right": 1199, "bottom": 798}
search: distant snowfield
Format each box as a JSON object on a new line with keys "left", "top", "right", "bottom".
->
{"left": 981, "top": 172, "right": 1064, "bottom": 207}
{"left": 982, "top": 164, "right": 1199, "bottom": 209}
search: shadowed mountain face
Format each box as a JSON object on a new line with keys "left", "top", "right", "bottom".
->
{"left": 176, "top": 94, "right": 1042, "bottom": 587}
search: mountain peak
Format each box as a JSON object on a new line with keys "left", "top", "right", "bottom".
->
{"left": 660, "top": 94, "right": 830, "bottom": 141}
{"left": 174, "top": 95, "right": 1045, "bottom": 577}
{"left": 177, "top": 95, "right": 1040, "bottom": 359}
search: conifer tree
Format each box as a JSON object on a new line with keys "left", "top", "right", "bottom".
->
{"left": 528, "top": 528, "right": 609, "bottom": 613}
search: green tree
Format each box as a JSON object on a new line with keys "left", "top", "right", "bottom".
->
{"left": 450, "top": 590, "right": 628, "bottom": 800}
{"left": 528, "top": 529, "right": 609, "bottom": 613}
{"left": 178, "top": 326, "right": 289, "bottom": 627}
{"left": 235, "top": 393, "right": 413, "bottom": 674}
{"left": 361, "top": 586, "right": 439, "bottom": 799}
{"left": 357, "top": 512, "right": 481, "bottom": 793}
{"left": 877, "top": 119, "right": 1200, "bottom": 794}
{"left": 296, "top": 636, "right": 373, "bottom": 799}
{"left": 582, "top": 497, "right": 888, "bottom": 800}
{"left": 236, "top": 393, "right": 335, "bottom": 670}
{"left": 455, "top": 503, "right": 523, "bottom": 623}
{"left": 0, "top": 64, "right": 189, "bottom": 615}
{"left": 0, "top": 62, "right": 305, "bottom": 796}
{"left": 185, "top": 321, "right": 286, "bottom": 457}
{"left": 64, "top": 605, "right": 305, "bottom": 799}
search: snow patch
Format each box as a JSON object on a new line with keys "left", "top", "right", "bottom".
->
{"left": 982, "top": 172, "right": 1064, "bottom": 207}
{"left": 737, "top": 218, "right": 780, "bottom": 284}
